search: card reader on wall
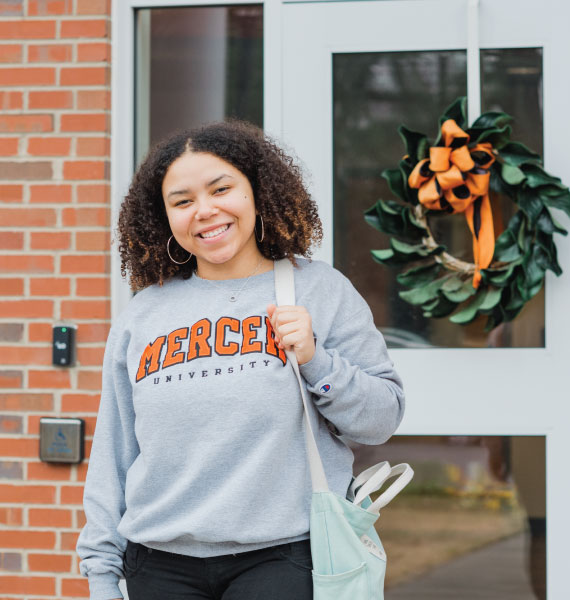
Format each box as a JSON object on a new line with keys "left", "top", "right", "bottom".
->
{"left": 52, "top": 323, "right": 77, "bottom": 367}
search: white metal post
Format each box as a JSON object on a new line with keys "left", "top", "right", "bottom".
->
{"left": 467, "top": 0, "right": 481, "bottom": 123}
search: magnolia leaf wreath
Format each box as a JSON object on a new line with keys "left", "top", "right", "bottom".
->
{"left": 365, "top": 97, "right": 570, "bottom": 330}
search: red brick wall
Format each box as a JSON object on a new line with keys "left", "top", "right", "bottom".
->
{"left": 0, "top": 0, "right": 111, "bottom": 597}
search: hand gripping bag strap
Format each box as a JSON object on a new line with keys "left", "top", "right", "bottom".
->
{"left": 273, "top": 258, "right": 329, "bottom": 493}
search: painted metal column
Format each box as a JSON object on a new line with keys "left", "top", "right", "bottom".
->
{"left": 467, "top": 0, "right": 481, "bottom": 123}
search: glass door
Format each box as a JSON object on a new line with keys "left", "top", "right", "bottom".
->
{"left": 283, "top": 0, "right": 570, "bottom": 597}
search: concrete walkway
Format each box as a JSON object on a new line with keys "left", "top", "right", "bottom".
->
{"left": 386, "top": 532, "right": 537, "bottom": 599}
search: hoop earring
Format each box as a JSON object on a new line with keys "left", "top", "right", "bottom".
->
{"left": 167, "top": 235, "right": 192, "bottom": 265}
{"left": 255, "top": 214, "right": 265, "bottom": 243}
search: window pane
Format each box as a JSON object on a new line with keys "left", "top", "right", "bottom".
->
{"left": 135, "top": 5, "right": 263, "bottom": 164}
{"left": 350, "top": 436, "right": 546, "bottom": 599}
{"left": 333, "top": 49, "right": 544, "bottom": 348}
{"left": 479, "top": 48, "right": 544, "bottom": 347}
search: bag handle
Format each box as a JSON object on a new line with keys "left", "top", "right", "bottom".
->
{"left": 349, "top": 461, "right": 391, "bottom": 505}
{"left": 365, "top": 463, "right": 414, "bottom": 514}
{"left": 274, "top": 259, "right": 329, "bottom": 493}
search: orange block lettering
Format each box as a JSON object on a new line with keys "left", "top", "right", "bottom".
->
{"left": 241, "top": 316, "right": 262, "bottom": 354}
{"left": 215, "top": 317, "right": 240, "bottom": 356}
{"left": 265, "top": 317, "right": 286, "bottom": 365}
{"left": 187, "top": 318, "right": 212, "bottom": 361}
{"left": 163, "top": 327, "right": 189, "bottom": 369}
{"left": 135, "top": 336, "right": 166, "bottom": 382}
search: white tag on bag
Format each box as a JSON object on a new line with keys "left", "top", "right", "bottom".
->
{"left": 360, "top": 534, "right": 387, "bottom": 561}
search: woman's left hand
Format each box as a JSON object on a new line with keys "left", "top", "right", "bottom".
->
{"left": 266, "top": 304, "right": 315, "bottom": 365}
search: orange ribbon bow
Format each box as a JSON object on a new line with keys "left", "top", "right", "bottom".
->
{"left": 408, "top": 119, "right": 496, "bottom": 288}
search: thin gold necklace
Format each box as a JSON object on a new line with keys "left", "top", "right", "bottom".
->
{"left": 196, "top": 257, "right": 266, "bottom": 302}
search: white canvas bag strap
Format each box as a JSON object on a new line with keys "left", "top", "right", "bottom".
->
{"left": 273, "top": 259, "right": 329, "bottom": 493}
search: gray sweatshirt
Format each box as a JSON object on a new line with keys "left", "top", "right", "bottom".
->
{"left": 76, "top": 258, "right": 405, "bottom": 600}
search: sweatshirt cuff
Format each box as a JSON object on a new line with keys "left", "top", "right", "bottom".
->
{"left": 88, "top": 573, "right": 123, "bottom": 600}
{"left": 299, "top": 343, "right": 332, "bottom": 387}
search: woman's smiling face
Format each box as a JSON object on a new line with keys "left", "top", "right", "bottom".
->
{"left": 162, "top": 151, "right": 261, "bottom": 277}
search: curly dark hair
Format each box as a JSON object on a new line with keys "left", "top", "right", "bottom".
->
{"left": 117, "top": 119, "right": 323, "bottom": 291}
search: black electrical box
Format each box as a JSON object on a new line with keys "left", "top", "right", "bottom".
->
{"left": 52, "top": 324, "right": 76, "bottom": 367}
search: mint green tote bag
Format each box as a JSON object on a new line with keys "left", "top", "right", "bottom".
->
{"left": 274, "top": 259, "right": 413, "bottom": 600}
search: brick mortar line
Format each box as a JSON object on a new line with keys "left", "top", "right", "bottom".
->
{"left": 0, "top": 247, "right": 111, "bottom": 250}
{"left": 0, "top": 342, "right": 108, "bottom": 347}
{"left": 0, "top": 295, "right": 111, "bottom": 302}
{"left": 0, "top": 347, "right": 106, "bottom": 351}
{"left": 0, "top": 200, "right": 111, "bottom": 203}
{"left": 0, "top": 187, "right": 111, "bottom": 191}
{"left": 1, "top": 159, "right": 110, "bottom": 163}
{"left": 0, "top": 317, "right": 110, "bottom": 321}
{"left": 54, "top": 9, "right": 61, "bottom": 40}
{"left": 0, "top": 292, "right": 111, "bottom": 296}
{"left": 0, "top": 16, "right": 111, "bottom": 21}
{"left": 0, "top": 312, "right": 111, "bottom": 316}
{"left": 0, "top": 225, "right": 112, "bottom": 229}
{"left": 1, "top": 111, "right": 110, "bottom": 117}
{"left": 0, "top": 184, "right": 111, "bottom": 188}
{"left": 0, "top": 103, "right": 111, "bottom": 109}
{"left": 11, "top": 40, "right": 110, "bottom": 45}
{"left": 0, "top": 482, "right": 87, "bottom": 489}
{"left": 0, "top": 59, "right": 110, "bottom": 64}
{"left": 0, "top": 528, "right": 85, "bottom": 535}
{"left": 0, "top": 275, "right": 111, "bottom": 278}
{"left": 0, "top": 201, "right": 111, "bottom": 204}
{"left": 14, "top": 367, "right": 102, "bottom": 370}
{"left": 0, "top": 86, "right": 110, "bottom": 91}
{"left": 0, "top": 39, "right": 110, "bottom": 43}
{"left": 0, "top": 179, "right": 111, "bottom": 182}
{"left": 6, "top": 411, "right": 70, "bottom": 417}
{"left": 2, "top": 132, "right": 112, "bottom": 136}
{"left": 3, "top": 89, "right": 110, "bottom": 93}
{"left": 0, "top": 299, "right": 112, "bottom": 302}
{"left": 0, "top": 156, "right": 110, "bottom": 160}
{"left": 1, "top": 552, "right": 80, "bottom": 559}
{"left": 0, "top": 343, "right": 105, "bottom": 347}
{"left": 0, "top": 192, "right": 111, "bottom": 195}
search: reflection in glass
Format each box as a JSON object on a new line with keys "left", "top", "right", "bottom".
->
{"left": 480, "top": 48, "right": 544, "bottom": 347}
{"left": 349, "top": 436, "right": 546, "bottom": 599}
{"left": 135, "top": 5, "right": 263, "bottom": 165}
{"left": 333, "top": 49, "right": 544, "bottom": 348}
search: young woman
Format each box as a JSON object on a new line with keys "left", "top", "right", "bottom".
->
{"left": 77, "top": 120, "right": 405, "bottom": 600}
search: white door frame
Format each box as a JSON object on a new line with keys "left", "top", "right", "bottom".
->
{"left": 282, "top": 0, "right": 570, "bottom": 596}
{"left": 113, "top": 0, "right": 570, "bottom": 595}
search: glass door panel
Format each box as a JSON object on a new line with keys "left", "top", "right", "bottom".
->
{"left": 333, "top": 48, "right": 544, "bottom": 348}
{"left": 135, "top": 5, "right": 263, "bottom": 165}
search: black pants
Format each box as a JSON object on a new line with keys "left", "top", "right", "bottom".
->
{"left": 123, "top": 539, "right": 313, "bottom": 600}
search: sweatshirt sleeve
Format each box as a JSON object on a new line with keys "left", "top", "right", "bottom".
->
{"left": 76, "top": 323, "right": 139, "bottom": 600}
{"left": 298, "top": 271, "right": 405, "bottom": 445}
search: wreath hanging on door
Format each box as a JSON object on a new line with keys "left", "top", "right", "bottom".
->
{"left": 366, "top": 97, "right": 570, "bottom": 329}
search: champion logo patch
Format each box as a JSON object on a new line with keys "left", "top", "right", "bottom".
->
{"left": 320, "top": 383, "right": 332, "bottom": 394}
